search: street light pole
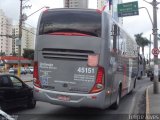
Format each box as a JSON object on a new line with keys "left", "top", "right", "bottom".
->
{"left": 26, "top": 6, "right": 49, "bottom": 19}
{"left": 149, "top": 34, "right": 151, "bottom": 67}
{"left": 139, "top": 7, "right": 153, "bottom": 26}
{"left": 144, "top": 0, "right": 160, "bottom": 94}
{"left": 18, "top": 2, "right": 49, "bottom": 77}
{"left": 18, "top": 0, "right": 23, "bottom": 77}
{"left": 152, "top": 0, "right": 159, "bottom": 94}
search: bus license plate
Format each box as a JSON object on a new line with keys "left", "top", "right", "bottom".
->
{"left": 58, "top": 95, "right": 70, "bottom": 101}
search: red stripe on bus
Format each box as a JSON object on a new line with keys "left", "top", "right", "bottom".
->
{"left": 49, "top": 32, "right": 92, "bottom": 36}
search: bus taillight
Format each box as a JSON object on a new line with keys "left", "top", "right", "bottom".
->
{"left": 33, "top": 61, "right": 41, "bottom": 88}
{"left": 87, "top": 54, "right": 99, "bottom": 67}
{"left": 90, "top": 66, "right": 104, "bottom": 93}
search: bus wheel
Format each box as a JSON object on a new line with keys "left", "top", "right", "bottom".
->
{"left": 111, "top": 87, "right": 121, "bottom": 110}
{"left": 128, "top": 79, "right": 136, "bottom": 94}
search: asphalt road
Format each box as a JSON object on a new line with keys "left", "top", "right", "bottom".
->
{"left": 8, "top": 75, "right": 152, "bottom": 120}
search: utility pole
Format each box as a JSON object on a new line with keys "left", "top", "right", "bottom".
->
{"left": 18, "top": 0, "right": 23, "bottom": 77}
{"left": 144, "top": 0, "right": 160, "bottom": 94}
{"left": 152, "top": 0, "right": 159, "bottom": 94}
{"left": 18, "top": 0, "right": 46, "bottom": 77}
{"left": 149, "top": 34, "right": 151, "bottom": 67}
{"left": 18, "top": 0, "right": 31, "bottom": 77}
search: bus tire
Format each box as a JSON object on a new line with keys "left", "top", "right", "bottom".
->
{"left": 111, "top": 86, "right": 121, "bottom": 110}
{"left": 128, "top": 79, "right": 136, "bottom": 94}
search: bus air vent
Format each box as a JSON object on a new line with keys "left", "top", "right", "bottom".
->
{"left": 42, "top": 48, "right": 94, "bottom": 61}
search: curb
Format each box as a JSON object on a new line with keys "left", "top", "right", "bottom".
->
{"left": 146, "top": 85, "right": 152, "bottom": 120}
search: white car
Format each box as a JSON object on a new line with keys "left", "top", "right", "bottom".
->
{"left": 9, "top": 68, "right": 14, "bottom": 73}
{"left": 9, "top": 68, "right": 17, "bottom": 74}
{"left": 0, "top": 109, "right": 15, "bottom": 120}
{"left": 29, "top": 66, "right": 33, "bottom": 74}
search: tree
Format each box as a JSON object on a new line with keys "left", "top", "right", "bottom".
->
{"left": 23, "top": 48, "right": 34, "bottom": 60}
{"left": 10, "top": 51, "right": 17, "bottom": 56}
{"left": 0, "top": 52, "right": 5, "bottom": 56}
{"left": 134, "top": 33, "right": 151, "bottom": 55}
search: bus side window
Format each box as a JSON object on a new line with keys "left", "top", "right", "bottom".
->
{"left": 111, "top": 24, "right": 119, "bottom": 53}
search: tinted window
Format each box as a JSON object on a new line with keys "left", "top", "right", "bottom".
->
{"left": 0, "top": 76, "right": 12, "bottom": 87}
{"left": 39, "top": 9, "right": 101, "bottom": 37}
{"left": 10, "top": 76, "right": 22, "bottom": 88}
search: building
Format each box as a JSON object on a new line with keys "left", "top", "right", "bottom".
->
{"left": 97, "top": 0, "right": 122, "bottom": 23}
{"left": 12, "top": 25, "right": 18, "bottom": 55}
{"left": 0, "top": 9, "right": 35, "bottom": 56}
{"left": 12, "top": 25, "right": 35, "bottom": 56}
{"left": 97, "top": 0, "right": 106, "bottom": 10}
{"left": 21, "top": 26, "right": 35, "bottom": 54}
{"left": 0, "top": 56, "right": 32, "bottom": 71}
{"left": 112, "top": 0, "right": 122, "bottom": 22}
{"left": 0, "top": 9, "right": 12, "bottom": 56}
{"left": 64, "top": 0, "right": 88, "bottom": 8}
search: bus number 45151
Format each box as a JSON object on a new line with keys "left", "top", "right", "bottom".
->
{"left": 77, "top": 67, "right": 95, "bottom": 74}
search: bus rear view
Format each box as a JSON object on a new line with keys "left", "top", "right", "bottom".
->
{"left": 33, "top": 8, "right": 106, "bottom": 109}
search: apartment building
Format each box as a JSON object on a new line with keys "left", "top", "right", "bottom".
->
{"left": 0, "top": 9, "right": 12, "bottom": 55}
{"left": 97, "top": 0, "right": 106, "bottom": 10}
{"left": 12, "top": 25, "right": 35, "bottom": 56}
{"left": 64, "top": 0, "right": 88, "bottom": 8}
{"left": 97, "top": 0, "right": 122, "bottom": 23}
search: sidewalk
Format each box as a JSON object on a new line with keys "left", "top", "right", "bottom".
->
{"left": 146, "top": 83, "right": 160, "bottom": 115}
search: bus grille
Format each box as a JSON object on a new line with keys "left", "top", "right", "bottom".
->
{"left": 42, "top": 48, "right": 94, "bottom": 61}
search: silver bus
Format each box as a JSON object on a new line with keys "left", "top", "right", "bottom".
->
{"left": 33, "top": 8, "right": 138, "bottom": 109}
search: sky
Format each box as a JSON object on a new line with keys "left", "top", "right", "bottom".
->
{"left": 0, "top": 0, "right": 160, "bottom": 57}
{"left": 0, "top": 0, "right": 159, "bottom": 36}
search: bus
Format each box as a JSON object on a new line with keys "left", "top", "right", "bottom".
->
{"left": 33, "top": 8, "right": 138, "bottom": 109}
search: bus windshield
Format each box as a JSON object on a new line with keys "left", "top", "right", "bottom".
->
{"left": 39, "top": 9, "right": 101, "bottom": 37}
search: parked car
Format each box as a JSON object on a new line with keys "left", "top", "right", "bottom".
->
{"left": 0, "top": 74, "right": 36, "bottom": 111}
{"left": 25, "top": 67, "right": 31, "bottom": 74}
{"left": 0, "top": 109, "right": 15, "bottom": 120}
{"left": 9, "top": 68, "right": 17, "bottom": 74}
{"left": 28, "top": 66, "right": 33, "bottom": 74}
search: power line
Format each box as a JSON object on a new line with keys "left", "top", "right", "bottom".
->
{"left": 23, "top": 22, "right": 36, "bottom": 29}
{"left": 22, "top": 27, "right": 36, "bottom": 35}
